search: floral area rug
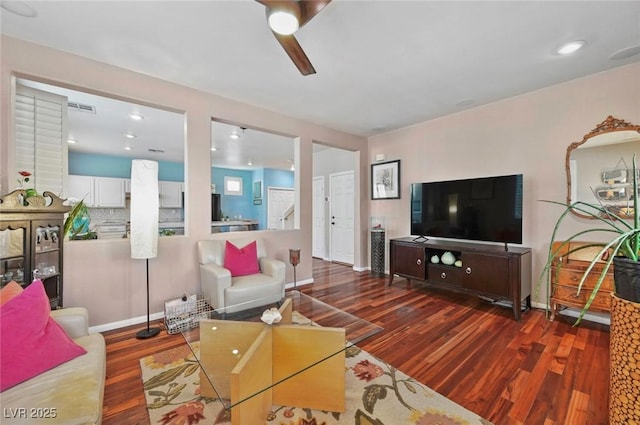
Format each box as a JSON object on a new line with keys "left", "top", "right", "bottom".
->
{"left": 140, "top": 341, "right": 493, "bottom": 425}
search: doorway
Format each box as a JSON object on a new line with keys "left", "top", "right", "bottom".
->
{"left": 267, "top": 187, "right": 295, "bottom": 230}
{"left": 329, "top": 171, "right": 355, "bottom": 264}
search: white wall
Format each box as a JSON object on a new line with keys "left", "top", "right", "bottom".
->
{"left": 0, "top": 36, "right": 369, "bottom": 327}
{"left": 368, "top": 62, "right": 640, "bottom": 306}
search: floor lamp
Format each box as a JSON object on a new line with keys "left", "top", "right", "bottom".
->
{"left": 131, "top": 160, "right": 161, "bottom": 339}
{"left": 289, "top": 248, "right": 300, "bottom": 289}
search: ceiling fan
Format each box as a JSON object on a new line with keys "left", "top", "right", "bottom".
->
{"left": 257, "top": 0, "right": 332, "bottom": 75}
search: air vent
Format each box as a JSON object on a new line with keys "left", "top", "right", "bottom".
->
{"left": 148, "top": 148, "right": 165, "bottom": 153}
{"left": 67, "top": 102, "right": 96, "bottom": 114}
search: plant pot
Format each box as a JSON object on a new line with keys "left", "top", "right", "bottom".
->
{"left": 609, "top": 294, "right": 640, "bottom": 424}
{"left": 613, "top": 256, "right": 640, "bottom": 302}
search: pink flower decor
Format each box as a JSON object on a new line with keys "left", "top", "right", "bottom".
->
{"left": 159, "top": 401, "right": 205, "bottom": 425}
{"left": 353, "top": 359, "right": 384, "bottom": 382}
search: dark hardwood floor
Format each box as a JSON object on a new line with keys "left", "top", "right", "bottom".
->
{"left": 102, "top": 258, "right": 610, "bottom": 425}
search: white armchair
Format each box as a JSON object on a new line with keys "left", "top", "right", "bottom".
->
{"left": 197, "top": 237, "right": 286, "bottom": 314}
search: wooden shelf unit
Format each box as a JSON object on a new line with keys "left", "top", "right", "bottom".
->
{"left": 389, "top": 237, "right": 532, "bottom": 320}
{"left": 0, "top": 190, "right": 70, "bottom": 308}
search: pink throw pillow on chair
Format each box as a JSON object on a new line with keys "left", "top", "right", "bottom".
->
{"left": 224, "top": 240, "right": 260, "bottom": 277}
{"left": 0, "top": 280, "right": 87, "bottom": 392}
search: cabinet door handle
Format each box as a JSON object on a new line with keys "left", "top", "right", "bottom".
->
{"left": 416, "top": 259, "right": 422, "bottom": 265}
{"left": 466, "top": 267, "right": 472, "bottom": 275}
{"left": 441, "top": 272, "right": 446, "bottom": 279}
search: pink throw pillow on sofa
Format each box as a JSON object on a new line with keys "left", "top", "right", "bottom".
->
{"left": 0, "top": 280, "right": 87, "bottom": 392}
{"left": 224, "top": 240, "right": 260, "bottom": 277}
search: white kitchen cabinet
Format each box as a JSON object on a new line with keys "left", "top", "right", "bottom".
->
{"left": 67, "top": 175, "right": 96, "bottom": 207}
{"left": 66, "top": 175, "right": 125, "bottom": 208}
{"left": 124, "top": 179, "right": 131, "bottom": 193}
{"left": 95, "top": 177, "right": 125, "bottom": 208}
{"left": 159, "top": 181, "right": 183, "bottom": 208}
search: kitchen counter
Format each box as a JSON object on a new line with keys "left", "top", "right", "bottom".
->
{"left": 211, "top": 220, "right": 258, "bottom": 232}
{"left": 159, "top": 221, "right": 184, "bottom": 228}
{"left": 211, "top": 220, "right": 257, "bottom": 227}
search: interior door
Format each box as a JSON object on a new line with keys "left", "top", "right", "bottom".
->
{"left": 267, "top": 187, "right": 295, "bottom": 230}
{"left": 312, "top": 176, "right": 326, "bottom": 259}
{"left": 329, "top": 171, "right": 354, "bottom": 264}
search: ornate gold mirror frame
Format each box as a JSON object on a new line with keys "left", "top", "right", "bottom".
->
{"left": 566, "top": 115, "right": 640, "bottom": 219}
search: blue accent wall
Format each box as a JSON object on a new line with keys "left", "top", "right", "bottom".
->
{"left": 210, "top": 167, "right": 294, "bottom": 227}
{"left": 211, "top": 167, "right": 255, "bottom": 220}
{"left": 69, "top": 153, "right": 295, "bottom": 227}
{"left": 69, "top": 152, "right": 183, "bottom": 181}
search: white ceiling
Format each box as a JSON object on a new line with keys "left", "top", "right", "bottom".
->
{"left": 3, "top": 0, "right": 640, "bottom": 141}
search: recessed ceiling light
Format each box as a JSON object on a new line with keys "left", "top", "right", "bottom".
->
{"left": 230, "top": 133, "right": 240, "bottom": 140}
{"left": 129, "top": 113, "right": 144, "bottom": 121}
{"left": 557, "top": 40, "right": 586, "bottom": 55}
{"left": 124, "top": 133, "right": 136, "bottom": 139}
{"left": 124, "top": 146, "right": 132, "bottom": 151}
{"left": 290, "top": 164, "right": 295, "bottom": 171}
{"left": 211, "top": 146, "right": 217, "bottom": 152}
{"left": 247, "top": 160, "right": 253, "bottom": 166}
{"left": 609, "top": 45, "right": 640, "bottom": 61}
{"left": 0, "top": 0, "right": 37, "bottom": 18}
{"left": 67, "top": 139, "right": 78, "bottom": 144}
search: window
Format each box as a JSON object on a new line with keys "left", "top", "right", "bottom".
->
{"left": 224, "top": 176, "right": 243, "bottom": 196}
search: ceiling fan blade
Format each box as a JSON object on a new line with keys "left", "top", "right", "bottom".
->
{"left": 273, "top": 32, "right": 316, "bottom": 75}
{"left": 298, "top": 0, "right": 331, "bottom": 28}
{"left": 256, "top": 0, "right": 330, "bottom": 75}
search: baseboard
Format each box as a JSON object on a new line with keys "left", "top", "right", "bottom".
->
{"left": 530, "top": 301, "right": 610, "bottom": 325}
{"left": 286, "top": 278, "right": 313, "bottom": 289}
{"left": 89, "top": 311, "right": 165, "bottom": 334}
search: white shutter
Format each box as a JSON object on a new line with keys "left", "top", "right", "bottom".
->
{"left": 15, "top": 85, "right": 68, "bottom": 196}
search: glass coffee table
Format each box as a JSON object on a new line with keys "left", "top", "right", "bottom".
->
{"left": 180, "top": 290, "right": 382, "bottom": 425}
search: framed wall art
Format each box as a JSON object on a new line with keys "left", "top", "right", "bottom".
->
{"left": 371, "top": 159, "right": 401, "bottom": 200}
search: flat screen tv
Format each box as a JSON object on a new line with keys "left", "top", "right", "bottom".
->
{"left": 411, "top": 174, "right": 523, "bottom": 244}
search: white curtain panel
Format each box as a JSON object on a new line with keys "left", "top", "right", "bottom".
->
{"left": 130, "top": 160, "right": 159, "bottom": 259}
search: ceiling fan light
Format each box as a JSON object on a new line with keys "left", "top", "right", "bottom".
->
{"left": 268, "top": 10, "right": 299, "bottom": 35}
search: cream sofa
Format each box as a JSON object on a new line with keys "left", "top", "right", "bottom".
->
{"left": 197, "top": 237, "right": 286, "bottom": 314}
{"left": 2, "top": 307, "right": 106, "bottom": 425}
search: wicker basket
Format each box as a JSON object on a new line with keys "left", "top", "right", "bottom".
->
{"left": 164, "top": 294, "right": 211, "bottom": 334}
{"left": 609, "top": 293, "right": 640, "bottom": 424}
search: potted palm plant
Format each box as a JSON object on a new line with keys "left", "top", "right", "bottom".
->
{"left": 541, "top": 154, "right": 640, "bottom": 425}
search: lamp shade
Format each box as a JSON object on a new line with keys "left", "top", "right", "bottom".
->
{"left": 289, "top": 248, "right": 301, "bottom": 266}
{"left": 130, "top": 160, "right": 159, "bottom": 259}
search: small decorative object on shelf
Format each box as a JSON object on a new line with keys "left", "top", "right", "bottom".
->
{"left": 164, "top": 294, "right": 211, "bottom": 334}
{"left": 431, "top": 255, "right": 440, "bottom": 264}
{"left": 441, "top": 251, "right": 456, "bottom": 265}
{"left": 454, "top": 260, "right": 463, "bottom": 267}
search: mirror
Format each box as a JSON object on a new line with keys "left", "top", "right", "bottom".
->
{"left": 210, "top": 120, "right": 296, "bottom": 233}
{"left": 567, "top": 116, "right": 640, "bottom": 219}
